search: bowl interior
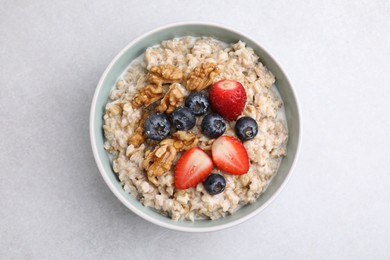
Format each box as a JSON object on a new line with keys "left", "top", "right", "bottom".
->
{"left": 91, "top": 23, "right": 300, "bottom": 232}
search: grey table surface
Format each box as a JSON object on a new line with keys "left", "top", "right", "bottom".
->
{"left": 1, "top": 0, "right": 390, "bottom": 259}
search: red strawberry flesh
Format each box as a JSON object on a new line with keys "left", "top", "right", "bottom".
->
{"left": 212, "top": 136, "right": 249, "bottom": 175}
{"left": 174, "top": 148, "right": 213, "bottom": 189}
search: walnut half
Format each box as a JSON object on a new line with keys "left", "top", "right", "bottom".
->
{"left": 186, "top": 62, "right": 221, "bottom": 91}
{"left": 149, "top": 64, "right": 183, "bottom": 86}
{"left": 142, "top": 132, "right": 198, "bottom": 186}
{"left": 128, "top": 112, "right": 149, "bottom": 148}
{"left": 172, "top": 131, "right": 198, "bottom": 151}
{"left": 131, "top": 84, "right": 164, "bottom": 109}
{"left": 142, "top": 139, "right": 177, "bottom": 187}
{"left": 155, "top": 83, "right": 185, "bottom": 114}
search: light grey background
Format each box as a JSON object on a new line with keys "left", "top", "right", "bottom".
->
{"left": 1, "top": 0, "right": 390, "bottom": 259}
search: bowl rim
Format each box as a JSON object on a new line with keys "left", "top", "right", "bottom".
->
{"left": 90, "top": 21, "right": 302, "bottom": 232}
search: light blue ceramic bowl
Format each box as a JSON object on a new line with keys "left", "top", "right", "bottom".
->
{"left": 90, "top": 22, "right": 301, "bottom": 232}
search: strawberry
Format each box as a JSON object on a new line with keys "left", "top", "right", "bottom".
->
{"left": 211, "top": 136, "right": 249, "bottom": 175}
{"left": 174, "top": 148, "right": 213, "bottom": 189}
{"left": 209, "top": 79, "right": 246, "bottom": 121}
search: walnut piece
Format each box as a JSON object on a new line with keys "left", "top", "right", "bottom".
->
{"left": 128, "top": 112, "right": 149, "bottom": 148}
{"left": 131, "top": 84, "right": 164, "bottom": 109}
{"left": 148, "top": 64, "right": 183, "bottom": 86}
{"left": 142, "top": 132, "right": 198, "bottom": 186}
{"left": 155, "top": 83, "right": 185, "bottom": 114}
{"left": 186, "top": 63, "right": 221, "bottom": 91}
{"left": 172, "top": 131, "right": 198, "bottom": 151}
{"left": 198, "top": 138, "right": 215, "bottom": 151}
{"left": 142, "top": 139, "right": 177, "bottom": 187}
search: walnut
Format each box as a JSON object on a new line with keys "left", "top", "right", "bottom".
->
{"left": 142, "top": 139, "right": 177, "bottom": 186}
{"left": 148, "top": 64, "right": 183, "bottom": 86}
{"left": 142, "top": 132, "right": 198, "bottom": 186}
{"left": 128, "top": 112, "right": 149, "bottom": 147}
{"left": 155, "top": 83, "right": 185, "bottom": 114}
{"left": 198, "top": 139, "right": 215, "bottom": 151}
{"left": 131, "top": 84, "right": 164, "bottom": 109}
{"left": 172, "top": 131, "right": 198, "bottom": 151}
{"left": 186, "top": 63, "right": 221, "bottom": 91}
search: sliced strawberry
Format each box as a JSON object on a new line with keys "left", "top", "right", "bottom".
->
{"left": 174, "top": 148, "right": 213, "bottom": 189}
{"left": 209, "top": 80, "right": 247, "bottom": 121}
{"left": 211, "top": 136, "right": 249, "bottom": 175}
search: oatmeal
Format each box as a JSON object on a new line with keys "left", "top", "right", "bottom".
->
{"left": 103, "top": 37, "right": 288, "bottom": 221}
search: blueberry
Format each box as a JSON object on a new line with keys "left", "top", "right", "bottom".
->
{"left": 201, "top": 113, "right": 226, "bottom": 138}
{"left": 203, "top": 174, "right": 226, "bottom": 195}
{"left": 171, "top": 107, "right": 196, "bottom": 131}
{"left": 185, "top": 92, "right": 209, "bottom": 116}
{"left": 235, "top": 116, "right": 258, "bottom": 141}
{"left": 144, "top": 113, "right": 171, "bottom": 141}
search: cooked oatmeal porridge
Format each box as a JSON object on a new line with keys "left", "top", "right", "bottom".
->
{"left": 103, "top": 36, "right": 288, "bottom": 221}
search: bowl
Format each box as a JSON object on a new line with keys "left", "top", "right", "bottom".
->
{"left": 90, "top": 21, "right": 301, "bottom": 232}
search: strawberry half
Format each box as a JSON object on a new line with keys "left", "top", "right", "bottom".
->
{"left": 211, "top": 136, "right": 249, "bottom": 175}
{"left": 209, "top": 79, "right": 247, "bottom": 121}
{"left": 174, "top": 148, "right": 213, "bottom": 190}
